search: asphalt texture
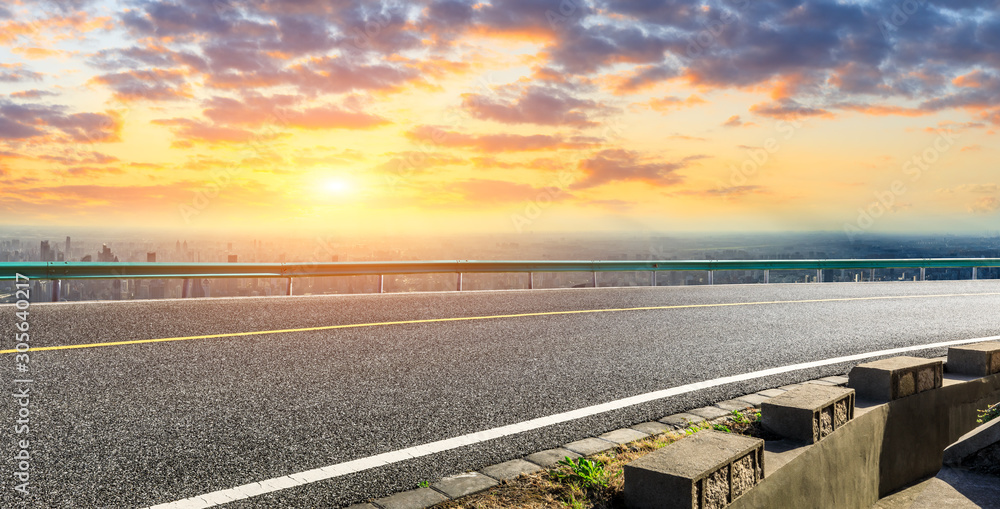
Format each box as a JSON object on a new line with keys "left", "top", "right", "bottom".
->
{"left": 2, "top": 280, "right": 1000, "bottom": 508}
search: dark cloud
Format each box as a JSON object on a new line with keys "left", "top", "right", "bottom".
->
{"left": 572, "top": 149, "right": 684, "bottom": 189}
{"left": 750, "top": 99, "right": 832, "bottom": 120}
{"left": 407, "top": 125, "right": 601, "bottom": 153}
{"left": 0, "top": 64, "right": 43, "bottom": 83}
{"left": 463, "top": 84, "right": 608, "bottom": 127}
{"left": 10, "top": 89, "right": 59, "bottom": 99}
{"left": 90, "top": 69, "right": 191, "bottom": 101}
{"left": 0, "top": 101, "right": 121, "bottom": 143}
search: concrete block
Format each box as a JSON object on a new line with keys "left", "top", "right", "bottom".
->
{"left": 761, "top": 385, "right": 855, "bottom": 444}
{"left": 373, "top": 488, "right": 448, "bottom": 509}
{"left": 659, "top": 413, "right": 706, "bottom": 428}
{"left": 715, "top": 400, "right": 753, "bottom": 412}
{"left": 601, "top": 428, "right": 650, "bottom": 445}
{"left": 849, "top": 356, "right": 943, "bottom": 401}
{"left": 632, "top": 421, "right": 672, "bottom": 435}
{"left": 525, "top": 448, "right": 580, "bottom": 468}
{"left": 432, "top": 472, "right": 498, "bottom": 499}
{"left": 480, "top": 459, "right": 542, "bottom": 481}
{"left": 564, "top": 437, "right": 616, "bottom": 455}
{"left": 819, "top": 375, "right": 850, "bottom": 386}
{"left": 756, "top": 389, "right": 786, "bottom": 398}
{"left": 688, "top": 406, "right": 731, "bottom": 421}
{"left": 946, "top": 342, "right": 1000, "bottom": 377}
{"left": 624, "top": 431, "right": 764, "bottom": 509}
{"left": 943, "top": 418, "right": 1000, "bottom": 467}
{"left": 735, "top": 394, "right": 769, "bottom": 407}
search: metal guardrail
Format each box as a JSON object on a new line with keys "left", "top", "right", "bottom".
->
{"left": 1, "top": 258, "right": 998, "bottom": 300}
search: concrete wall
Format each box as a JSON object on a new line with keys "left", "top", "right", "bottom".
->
{"left": 729, "top": 372, "right": 1000, "bottom": 509}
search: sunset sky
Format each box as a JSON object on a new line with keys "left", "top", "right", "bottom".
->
{"left": 1, "top": 0, "right": 999, "bottom": 236}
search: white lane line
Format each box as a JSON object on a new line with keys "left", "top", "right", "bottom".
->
{"left": 147, "top": 334, "right": 1000, "bottom": 509}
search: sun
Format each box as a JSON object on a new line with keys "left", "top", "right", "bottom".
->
{"left": 321, "top": 178, "right": 352, "bottom": 195}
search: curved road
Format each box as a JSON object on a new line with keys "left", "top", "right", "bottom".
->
{"left": 2, "top": 281, "right": 1000, "bottom": 507}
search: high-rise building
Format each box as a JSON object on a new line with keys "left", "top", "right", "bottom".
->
{"left": 40, "top": 241, "right": 52, "bottom": 262}
{"left": 147, "top": 252, "right": 156, "bottom": 262}
{"left": 98, "top": 244, "right": 115, "bottom": 262}
{"left": 65, "top": 236, "right": 71, "bottom": 257}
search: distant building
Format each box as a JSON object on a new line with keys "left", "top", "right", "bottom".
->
{"left": 147, "top": 252, "right": 156, "bottom": 262}
{"left": 40, "top": 241, "right": 53, "bottom": 262}
{"left": 65, "top": 236, "right": 71, "bottom": 258}
{"left": 228, "top": 255, "right": 238, "bottom": 263}
{"left": 98, "top": 244, "right": 115, "bottom": 262}
{"left": 81, "top": 255, "right": 92, "bottom": 262}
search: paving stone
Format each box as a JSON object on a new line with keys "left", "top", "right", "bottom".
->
{"left": 736, "top": 393, "right": 770, "bottom": 406}
{"left": 757, "top": 388, "right": 787, "bottom": 398}
{"left": 373, "top": 488, "right": 448, "bottom": 509}
{"left": 688, "top": 406, "right": 731, "bottom": 421}
{"left": 630, "top": 421, "right": 672, "bottom": 435}
{"left": 820, "top": 375, "right": 850, "bottom": 385}
{"left": 432, "top": 472, "right": 498, "bottom": 499}
{"left": 804, "top": 379, "right": 838, "bottom": 386}
{"left": 599, "top": 428, "right": 649, "bottom": 445}
{"left": 564, "top": 437, "right": 616, "bottom": 455}
{"left": 480, "top": 459, "right": 542, "bottom": 481}
{"left": 345, "top": 504, "right": 378, "bottom": 509}
{"left": 658, "top": 413, "right": 705, "bottom": 428}
{"left": 779, "top": 384, "right": 804, "bottom": 391}
{"left": 525, "top": 448, "right": 580, "bottom": 468}
{"left": 715, "top": 399, "right": 754, "bottom": 412}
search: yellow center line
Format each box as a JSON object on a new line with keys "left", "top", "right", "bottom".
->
{"left": 6, "top": 291, "right": 1000, "bottom": 355}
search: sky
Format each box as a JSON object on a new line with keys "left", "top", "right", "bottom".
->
{"left": 0, "top": 0, "right": 999, "bottom": 237}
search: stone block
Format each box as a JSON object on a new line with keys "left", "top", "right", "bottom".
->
{"left": 947, "top": 342, "right": 1000, "bottom": 377}
{"left": 734, "top": 394, "right": 769, "bottom": 407}
{"left": 564, "top": 437, "right": 616, "bottom": 455}
{"left": 373, "top": 488, "right": 448, "bottom": 509}
{"left": 525, "top": 448, "right": 580, "bottom": 468}
{"left": 688, "top": 406, "right": 731, "bottom": 421}
{"left": 479, "top": 459, "right": 542, "bottom": 481}
{"left": 632, "top": 421, "right": 672, "bottom": 435}
{"left": 659, "top": 413, "right": 706, "bottom": 428}
{"left": 715, "top": 400, "right": 753, "bottom": 413}
{"left": 848, "top": 356, "right": 943, "bottom": 401}
{"left": 761, "top": 385, "right": 855, "bottom": 444}
{"left": 601, "top": 428, "right": 650, "bottom": 445}
{"left": 432, "top": 472, "right": 497, "bottom": 499}
{"left": 624, "top": 431, "right": 764, "bottom": 509}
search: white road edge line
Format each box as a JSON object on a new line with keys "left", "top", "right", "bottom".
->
{"left": 147, "top": 334, "right": 1000, "bottom": 509}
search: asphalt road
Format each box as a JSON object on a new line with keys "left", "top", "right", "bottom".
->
{"left": 2, "top": 280, "right": 999, "bottom": 508}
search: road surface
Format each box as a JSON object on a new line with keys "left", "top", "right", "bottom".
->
{"left": 2, "top": 280, "right": 999, "bottom": 507}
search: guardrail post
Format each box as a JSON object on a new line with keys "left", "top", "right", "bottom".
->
{"left": 592, "top": 271, "right": 598, "bottom": 288}
{"left": 457, "top": 272, "right": 463, "bottom": 291}
{"left": 286, "top": 278, "right": 293, "bottom": 296}
{"left": 378, "top": 274, "right": 384, "bottom": 293}
{"left": 763, "top": 269, "right": 769, "bottom": 284}
{"left": 528, "top": 272, "right": 534, "bottom": 290}
{"left": 870, "top": 268, "right": 875, "bottom": 282}
{"left": 708, "top": 270, "right": 714, "bottom": 285}
{"left": 651, "top": 271, "right": 656, "bottom": 287}
{"left": 816, "top": 269, "right": 822, "bottom": 283}
{"left": 51, "top": 279, "right": 60, "bottom": 302}
{"left": 920, "top": 267, "right": 926, "bottom": 281}
{"left": 973, "top": 267, "right": 978, "bottom": 280}
{"left": 181, "top": 278, "right": 190, "bottom": 298}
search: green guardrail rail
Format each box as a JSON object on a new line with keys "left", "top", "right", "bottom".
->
{"left": 1, "top": 259, "right": 999, "bottom": 280}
